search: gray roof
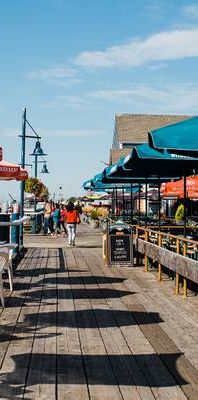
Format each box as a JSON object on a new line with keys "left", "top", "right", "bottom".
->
{"left": 115, "top": 113, "right": 191, "bottom": 143}
{"left": 110, "top": 148, "right": 130, "bottom": 164}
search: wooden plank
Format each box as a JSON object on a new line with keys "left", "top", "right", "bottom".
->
{"left": 103, "top": 260, "right": 198, "bottom": 400}
{"left": 1, "top": 223, "right": 198, "bottom": 400}
{"left": 82, "top": 247, "right": 189, "bottom": 400}
{"left": 57, "top": 248, "right": 90, "bottom": 400}
{"left": 24, "top": 248, "right": 57, "bottom": 399}
{"left": 74, "top": 248, "right": 152, "bottom": 400}
{"left": 66, "top": 248, "right": 123, "bottom": 400}
{"left": 0, "top": 248, "right": 47, "bottom": 399}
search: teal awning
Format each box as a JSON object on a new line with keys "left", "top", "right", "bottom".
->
{"left": 102, "top": 174, "right": 181, "bottom": 184}
{"left": 83, "top": 134, "right": 198, "bottom": 189}
{"left": 82, "top": 174, "right": 138, "bottom": 192}
{"left": 122, "top": 143, "right": 198, "bottom": 169}
{"left": 82, "top": 179, "right": 93, "bottom": 190}
{"left": 105, "top": 142, "right": 198, "bottom": 180}
{"left": 148, "top": 116, "right": 198, "bottom": 156}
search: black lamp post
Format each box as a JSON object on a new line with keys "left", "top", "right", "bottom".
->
{"left": 30, "top": 143, "right": 48, "bottom": 234}
{"left": 19, "top": 108, "right": 47, "bottom": 246}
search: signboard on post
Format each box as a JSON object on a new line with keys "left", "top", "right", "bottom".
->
{"left": 108, "top": 233, "right": 133, "bottom": 267}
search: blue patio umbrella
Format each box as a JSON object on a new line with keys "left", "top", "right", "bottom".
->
{"left": 148, "top": 116, "right": 198, "bottom": 157}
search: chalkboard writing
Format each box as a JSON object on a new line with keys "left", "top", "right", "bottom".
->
{"left": 109, "top": 234, "right": 132, "bottom": 265}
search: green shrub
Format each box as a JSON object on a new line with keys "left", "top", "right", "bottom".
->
{"left": 90, "top": 209, "right": 98, "bottom": 220}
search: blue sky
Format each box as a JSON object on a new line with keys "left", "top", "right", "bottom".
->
{"left": 1, "top": 0, "right": 198, "bottom": 200}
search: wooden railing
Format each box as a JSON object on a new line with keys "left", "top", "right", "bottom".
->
{"left": 135, "top": 225, "right": 198, "bottom": 297}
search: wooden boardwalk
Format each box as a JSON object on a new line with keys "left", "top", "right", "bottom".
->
{"left": 1, "top": 223, "right": 198, "bottom": 399}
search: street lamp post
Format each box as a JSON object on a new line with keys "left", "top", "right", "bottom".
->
{"left": 19, "top": 108, "right": 46, "bottom": 246}
{"left": 53, "top": 186, "right": 62, "bottom": 202}
{"left": 30, "top": 143, "right": 47, "bottom": 234}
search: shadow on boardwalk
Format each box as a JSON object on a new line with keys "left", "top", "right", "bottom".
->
{"left": 0, "top": 353, "right": 187, "bottom": 400}
{"left": 1, "top": 230, "right": 198, "bottom": 400}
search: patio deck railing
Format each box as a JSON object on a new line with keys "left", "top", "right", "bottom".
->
{"left": 135, "top": 225, "right": 198, "bottom": 297}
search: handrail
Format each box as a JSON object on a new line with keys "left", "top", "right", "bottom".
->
{"left": 0, "top": 216, "right": 31, "bottom": 226}
{"left": 104, "top": 216, "right": 198, "bottom": 297}
{"left": 104, "top": 216, "right": 198, "bottom": 246}
{"left": 136, "top": 225, "right": 198, "bottom": 246}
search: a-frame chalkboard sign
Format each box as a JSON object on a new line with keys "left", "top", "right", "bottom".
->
{"left": 108, "top": 233, "right": 133, "bottom": 267}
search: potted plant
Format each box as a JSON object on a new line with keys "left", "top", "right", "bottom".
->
{"left": 90, "top": 209, "right": 99, "bottom": 228}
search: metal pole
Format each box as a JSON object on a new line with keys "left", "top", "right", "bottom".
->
{"left": 122, "top": 186, "right": 125, "bottom": 220}
{"left": 115, "top": 187, "right": 118, "bottom": 218}
{"left": 112, "top": 188, "right": 115, "bottom": 218}
{"left": 34, "top": 155, "right": 38, "bottom": 178}
{"left": 33, "top": 154, "right": 38, "bottom": 233}
{"left": 19, "top": 107, "right": 26, "bottom": 247}
{"left": 138, "top": 183, "right": 141, "bottom": 225}
{"left": 145, "top": 181, "right": 148, "bottom": 227}
{"left": 130, "top": 183, "right": 133, "bottom": 225}
{"left": 158, "top": 177, "right": 161, "bottom": 231}
{"left": 184, "top": 168, "right": 187, "bottom": 237}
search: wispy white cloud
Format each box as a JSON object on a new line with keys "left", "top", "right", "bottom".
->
{"left": 147, "top": 62, "right": 168, "bottom": 70}
{"left": 0, "top": 126, "right": 105, "bottom": 154}
{"left": 41, "top": 83, "right": 198, "bottom": 114}
{"left": 144, "top": 0, "right": 168, "bottom": 18}
{"left": 86, "top": 84, "right": 198, "bottom": 114}
{"left": 41, "top": 95, "right": 92, "bottom": 111}
{"left": 25, "top": 65, "right": 81, "bottom": 86}
{"left": 74, "top": 29, "right": 198, "bottom": 68}
{"left": 26, "top": 65, "right": 76, "bottom": 80}
{"left": 40, "top": 129, "right": 104, "bottom": 138}
{"left": 182, "top": 4, "right": 198, "bottom": 19}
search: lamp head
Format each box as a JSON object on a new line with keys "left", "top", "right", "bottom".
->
{"left": 41, "top": 163, "right": 49, "bottom": 174}
{"left": 30, "top": 140, "right": 47, "bottom": 156}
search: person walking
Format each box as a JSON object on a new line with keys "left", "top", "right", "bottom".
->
{"left": 52, "top": 203, "right": 61, "bottom": 237}
{"left": 66, "top": 202, "right": 80, "bottom": 246}
{"left": 43, "top": 201, "right": 52, "bottom": 234}
{"left": 60, "top": 204, "right": 67, "bottom": 236}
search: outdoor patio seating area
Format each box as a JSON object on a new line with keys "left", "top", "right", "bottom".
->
{"left": 1, "top": 224, "right": 198, "bottom": 399}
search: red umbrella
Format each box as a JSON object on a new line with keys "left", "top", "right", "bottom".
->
{"left": 0, "top": 160, "right": 28, "bottom": 181}
{"left": 161, "top": 176, "right": 198, "bottom": 199}
{"left": 17, "top": 167, "right": 28, "bottom": 181}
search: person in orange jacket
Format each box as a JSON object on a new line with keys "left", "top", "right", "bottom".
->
{"left": 66, "top": 202, "right": 80, "bottom": 246}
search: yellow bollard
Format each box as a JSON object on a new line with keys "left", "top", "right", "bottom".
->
{"left": 183, "top": 277, "right": 187, "bottom": 298}
{"left": 158, "top": 233, "right": 162, "bottom": 282}
{"left": 175, "top": 272, "right": 179, "bottom": 295}
{"left": 158, "top": 264, "right": 162, "bottom": 282}
{"left": 144, "top": 230, "right": 149, "bottom": 272}
{"left": 183, "top": 242, "right": 187, "bottom": 297}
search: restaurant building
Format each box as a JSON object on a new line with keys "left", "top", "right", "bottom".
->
{"left": 109, "top": 113, "right": 192, "bottom": 214}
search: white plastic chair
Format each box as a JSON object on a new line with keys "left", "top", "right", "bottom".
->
{"left": 0, "top": 250, "right": 9, "bottom": 308}
{"left": 0, "top": 243, "right": 17, "bottom": 295}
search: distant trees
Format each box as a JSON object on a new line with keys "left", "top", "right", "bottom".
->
{"left": 25, "top": 177, "right": 49, "bottom": 201}
{"left": 67, "top": 196, "right": 77, "bottom": 204}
